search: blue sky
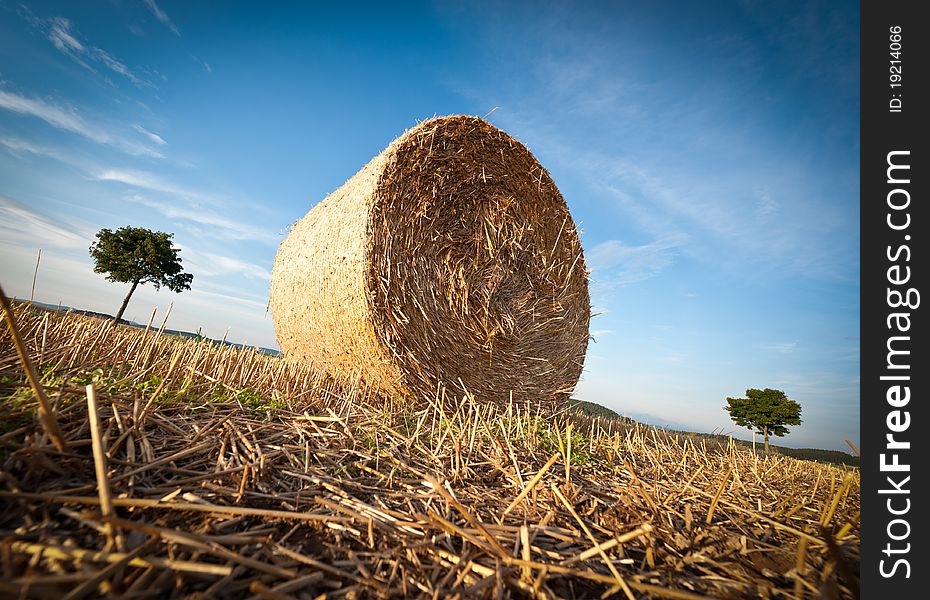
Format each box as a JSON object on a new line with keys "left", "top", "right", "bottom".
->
{"left": 0, "top": 1, "right": 859, "bottom": 451}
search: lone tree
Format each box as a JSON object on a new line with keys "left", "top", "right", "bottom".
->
{"left": 90, "top": 226, "right": 193, "bottom": 323}
{"left": 725, "top": 388, "right": 801, "bottom": 453}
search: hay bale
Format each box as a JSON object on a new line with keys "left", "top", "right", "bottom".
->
{"left": 270, "top": 115, "right": 590, "bottom": 403}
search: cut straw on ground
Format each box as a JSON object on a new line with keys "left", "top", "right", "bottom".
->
{"left": 0, "top": 304, "right": 860, "bottom": 598}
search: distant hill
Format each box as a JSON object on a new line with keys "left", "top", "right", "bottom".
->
{"left": 19, "top": 300, "right": 281, "bottom": 357}
{"left": 690, "top": 432, "right": 859, "bottom": 467}
{"left": 567, "top": 399, "right": 625, "bottom": 420}
{"left": 567, "top": 398, "right": 859, "bottom": 467}
{"left": 774, "top": 446, "right": 859, "bottom": 466}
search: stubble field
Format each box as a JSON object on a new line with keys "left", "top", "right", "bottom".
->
{"left": 0, "top": 305, "right": 859, "bottom": 599}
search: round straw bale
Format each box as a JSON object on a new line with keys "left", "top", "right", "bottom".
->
{"left": 270, "top": 115, "right": 590, "bottom": 404}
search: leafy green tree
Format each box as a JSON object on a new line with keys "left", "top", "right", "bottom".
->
{"left": 89, "top": 226, "right": 193, "bottom": 323}
{"left": 725, "top": 388, "right": 801, "bottom": 453}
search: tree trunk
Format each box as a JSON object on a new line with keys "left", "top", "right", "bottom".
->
{"left": 763, "top": 426, "right": 770, "bottom": 454}
{"left": 114, "top": 280, "right": 139, "bottom": 323}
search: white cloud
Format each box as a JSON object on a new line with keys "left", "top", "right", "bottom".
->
{"left": 1, "top": 137, "right": 47, "bottom": 154}
{"left": 93, "top": 47, "right": 148, "bottom": 87}
{"left": 96, "top": 169, "right": 213, "bottom": 202}
{"left": 93, "top": 170, "right": 279, "bottom": 245}
{"left": 124, "top": 195, "right": 277, "bottom": 244}
{"left": 763, "top": 341, "right": 799, "bottom": 354}
{"left": 1, "top": 136, "right": 70, "bottom": 164}
{"left": 144, "top": 0, "right": 181, "bottom": 36}
{"left": 133, "top": 124, "right": 167, "bottom": 146}
{"left": 48, "top": 17, "right": 84, "bottom": 52}
{"left": 590, "top": 329, "right": 614, "bottom": 337}
{"left": 0, "top": 89, "right": 162, "bottom": 157}
{"left": 0, "top": 89, "right": 110, "bottom": 143}
{"left": 0, "top": 195, "right": 93, "bottom": 250}
{"left": 185, "top": 288, "right": 267, "bottom": 310}
{"left": 204, "top": 254, "right": 271, "bottom": 280}
{"left": 39, "top": 17, "right": 152, "bottom": 88}
{"left": 180, "top": 249, "right": 271, "bottom": 281}
{"left": 191, "top": 55, "right": 212, "bottom": 73}
{"left": 575, "top": 149, "right": 852, "bottom": 283}
{"left": 658, "top": 353, "right": 686, "bottom": 363}
{"left": 194, "top": 278, "right": 269, "bottom": 306}
{"left": 0, "top": 136, "right": 106, "bottom": 174}
{"left": 461, "top": 16, "right": 855, "bottom": 285}
{"left": 754, "top": 189, "right": 778, "bottom": 218}
{"left": 587, "top": 236, "right": 683, "bottom": 286}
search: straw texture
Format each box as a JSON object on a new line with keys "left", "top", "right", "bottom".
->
{"left": 270, "top": 115, "right": 590, "bottom": 403}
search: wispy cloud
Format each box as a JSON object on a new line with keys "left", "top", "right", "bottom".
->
{"left": 523, "top": 125, "right": 853, "bottom": 283}
{"left": 1, "top": 136, "right": 70, "bottom": 163}
{"left": 185, "top": 288, "right": 267, "bottom": 311}
{"left": 0, "top": 89, "right": 162, "bottom": 157}
{"left": 144, "top": 0, "right": 181, "bottom": 37}
{"left": 133, "top": 125, "right": 167, "bottom": 146}
{"left": 183, "top": 251, "right": 271, "bottom": 281}
{"left": 191, "top": 55, "right": 212, "bottom": 74}
{"left": 0, "top": 136, "right": 106, "bottom": 174}
{"left": 585, "top": 235, "right": 687, "bottom": 310}
{"left": 590, "top": 329, "right": 614, "bottom": 338}
{"left": 95, "top": 169, "right": 215, "bottom": 203}
{"left": 458, "top": 7, "right": 856, "bottom": 286}
{"left": 658, "top": 352, "right": 686, "bottom": 363}
{"left": 763, "top": 341, "right": 799, "bottom": 354}
{"left": 754, "top": 189, "right": 778, "bottom": 218}
{"left": 193, "top": 279, "right": 270, "bottom": 309}
{"left": 0, "top": 89, "right": 110, "bottom": 143}
{"left": 125, "top": 195, "right": 277, "bottom": 244}
{"left": 94, "top": 170, "right": 279, "bottom": 245}
{"left": 0, "top": 195, "right": 93, "bottom": 250}
{"left": 587, "top": 236, "right": 684, "bottom": 286}
{"left": 205, "top": 254, "right": 270, "bottom": 280}
{"left": 93, "top": 47, "right": 148, "bottom": 88}
{"left": 35, "top": 16, "right": 153, "bottom": 88}
{"left": 47, "top": 16, "right": 84, "bottom": 52}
